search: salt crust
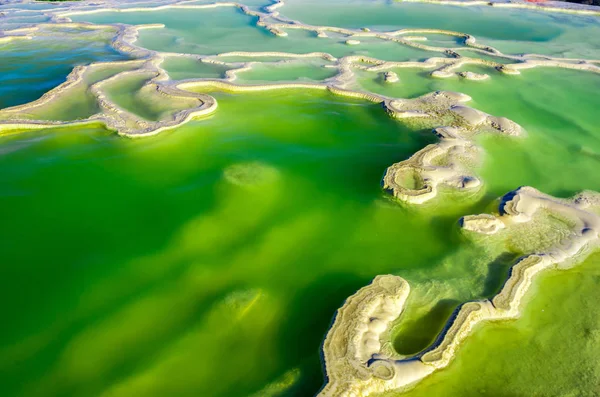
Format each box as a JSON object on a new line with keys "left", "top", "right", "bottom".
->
{"left": 0, "top": 0, "right": 598, "bottom": 138}
{"left": 320, "top": 187, "right": 600, "bottom": 396}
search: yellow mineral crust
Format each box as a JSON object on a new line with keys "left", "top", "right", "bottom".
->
{"left": 0, "top": 30, "right": 34, "bottom": 44}
{"left": 383, "top": 71, "right": 400, "bottom": 83}
{"left": 320, "top": 187, "right": 600, "bottom": 395}
{"left": 320, "top": 275, "right": 415, "bottom": 397}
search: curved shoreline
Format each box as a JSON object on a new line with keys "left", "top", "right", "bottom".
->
{"left": 319, "top": 187, "right": 600, "bottom": 396}
{"left": 1, "top": 0, "right": 598, "bottom": 139}
{"left": 382, "top": 92, "right": 523, "bottom": 204}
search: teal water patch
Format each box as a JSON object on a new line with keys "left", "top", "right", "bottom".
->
{"left": 181, "top": 0, "right": 273, "bottom": 6}
{"left": 0, "top": 28, "right": 127, "bottom": 109}
{"left": 0, "top": 13, "right": 51, "bottom": 30}
{"left": 0, "top": 3, "right": 59, "bottom": 11}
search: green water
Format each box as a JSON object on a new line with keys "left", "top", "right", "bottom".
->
{"left": 235, "top": 61, "right": 338, "bottom": 83}
{"left": 2, "top": 0, "right": 600, "bottom": 396}
{"left": 0, "top": 63, "right": 140, "bottom": 123}
{"left": 398, "top": 252, "right": 600, "bottom": 397}
{"left": 162, "top": 57, "right": 231, "bottom": 80}
{"left": 281, "top": 0, "right": 600, "bottom": 57}
{"left": 356, "top": 66, "right": 600, "bottom": 194}
{"left": 103, "top": 72, "right": 199, "bottom": 122}
{"left": 70, "top": 8, "right": 440, "bottom": 61}
{"left": 0, "top": 91, "right": 450, "bottom": 396}
{"left": 281, "top": 0, "right": 564, "bottom": 39}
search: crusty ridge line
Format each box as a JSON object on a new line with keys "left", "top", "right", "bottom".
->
{"left": 319, "top": 187, "right": 600, "bottom": 396}
{"left": 2, "top": 0, "right": 599, "bottom": 136}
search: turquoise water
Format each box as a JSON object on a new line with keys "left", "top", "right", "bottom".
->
{"left": 0, "top": 27, "right": 126, "bottom": 109}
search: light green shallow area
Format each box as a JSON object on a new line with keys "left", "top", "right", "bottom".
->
{"left": 235, "top": 61, "right": 338, "bottom": 83}
{"left": 398, "top": 252, "right": 600, "bottom": 397}
{"left": 355, "top": 66, "right": 600, "bottom": 198}
{"left": 0, "top": 63, "right": 140, "bottom": 123}
{"left": 281, "top": 0, "right": 563, "bottom": 39}
{"left": 69, "top": 8, "right": 441, "bottom": 61}
{"left": 280, "top": 0, "right": 600, "bottom": 58}
{"left": 161, "top": 57, "right": 231, "bottom": 80}
{"left": 1, "top": 0, "right": 600, "bottom": 396}
{"left": 103, "top": 72, "right": 199, "bottom": 122}
{"left": 182, "top": 0, "right": 273, "bottom": 7}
